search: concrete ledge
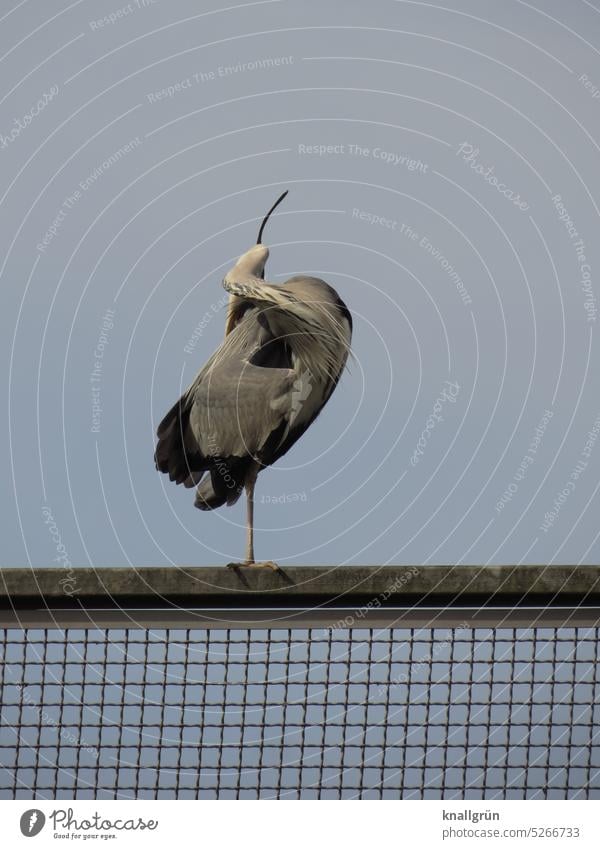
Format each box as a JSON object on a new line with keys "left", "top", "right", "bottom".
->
{"left": 0, "top": 565, "right": 599, "bottom": 628}
{"left": 1, "top": 564, "right": 600, "bottom": 604}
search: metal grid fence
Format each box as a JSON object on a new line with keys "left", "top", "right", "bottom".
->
{"left": 1, "top": 624, "right": 599, "bottom": 799}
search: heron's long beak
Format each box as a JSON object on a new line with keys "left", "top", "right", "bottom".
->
{"left": 256, "top": 190, "right": 288, "bottom": 245}
{"left": 224, "top": 191, "right": 288, "bottom": 337}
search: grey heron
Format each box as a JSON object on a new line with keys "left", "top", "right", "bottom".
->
{"left": 155, "top": 192, "right": 352, "bottom": 568}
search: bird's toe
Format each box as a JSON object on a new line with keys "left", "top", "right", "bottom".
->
{"left": 225, "top": 560, "right": 282, "bottom": 572}
{"left": 255, "top": 560, "right": 280, "bottom": 572}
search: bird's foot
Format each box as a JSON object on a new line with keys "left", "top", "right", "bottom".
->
{"left": 227, "top": 560, "right": 281, "bottom": 572}
{"left": 226, "top": 560, "right": 293, "bottom": 585}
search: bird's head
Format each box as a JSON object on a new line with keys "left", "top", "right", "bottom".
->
{"left": 224, "top": 191, "right": 288, "bottom": 335}
{"left": 222, "top": 191, "right": 351, "bottom": 378}
{"left": 231, "top": 243, "right": 270, "bottom": 279}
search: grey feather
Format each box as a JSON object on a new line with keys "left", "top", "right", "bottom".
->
{"left": 155, "top": 246, "right": 352, "bottom": 514}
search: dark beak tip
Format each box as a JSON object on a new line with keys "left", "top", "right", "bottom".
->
{"left": 256, "top": 190, "right": 289, "bottom": 245}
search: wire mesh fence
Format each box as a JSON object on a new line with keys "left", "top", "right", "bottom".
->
{"left": 1, "top": 623, "right": 599, "bottom": 799}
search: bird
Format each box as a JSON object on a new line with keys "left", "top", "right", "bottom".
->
{"left": 154, "top": 191, "right": 352, "bottom": 569}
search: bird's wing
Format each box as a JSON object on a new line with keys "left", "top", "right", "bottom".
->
{"left": 262, "top": 374, "right": 340, "bottom": 467}
{"left": 189, "top": 358, "right": 295, "bottom": 460}
{"left": 176, "top": 307, "right": 294, "bottom": 459}
{"left": 155, "top": 310, "right": 294, "bottom": 482}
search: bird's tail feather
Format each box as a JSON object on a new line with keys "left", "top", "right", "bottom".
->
{"left": 155, "top": 396, "right": 201, "bottom": 487}
{"left": 156, "top": 397, "right": 251, "bottom": 506}
{"left": 194, "top": 469, "right": 244, "bottom": 511}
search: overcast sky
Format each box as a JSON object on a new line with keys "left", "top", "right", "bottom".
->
{"left": 2, "top": 0, "right": 600, "bottom": 569}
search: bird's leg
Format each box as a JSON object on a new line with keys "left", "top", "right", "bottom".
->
{"left": 226, "top": 467, "right": 280, "bottom": 572}
{"left": 245, "top": 471, "right": 256, "bottom": 564}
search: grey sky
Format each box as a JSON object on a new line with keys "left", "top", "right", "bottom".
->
{"left": 2, "top": 0, "right": 600, "bottom": 568}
